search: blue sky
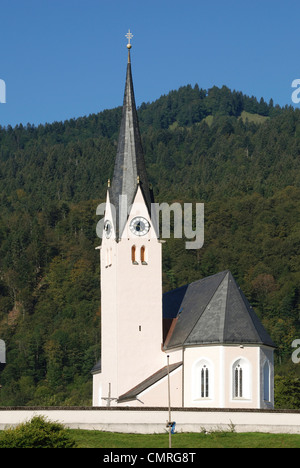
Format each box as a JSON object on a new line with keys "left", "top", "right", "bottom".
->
{"left": 0, "top": 0, "right": 299, "bottom": 127}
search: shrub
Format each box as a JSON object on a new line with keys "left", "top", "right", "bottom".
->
{"left": 0, "top": 415, "right": 77, "bottom": 448}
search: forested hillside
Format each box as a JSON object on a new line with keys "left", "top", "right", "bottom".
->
{"left": 0, "top": 84, "right": 300, "bottom": 407}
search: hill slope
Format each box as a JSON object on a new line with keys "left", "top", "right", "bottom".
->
{"left": 0, "top": 84, "right": 300, "bottom": 406}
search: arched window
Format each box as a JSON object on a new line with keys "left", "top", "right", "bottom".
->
{"left": 263, "top": 361, "right": 270, "bottom": 402}
{"left": 192, "top": 359, "right": 213, "bottom": 400}
{"left": 131, "top": 245, "right": 138, "bottom": 264}
{"left": 201, "top": 365, "right": 209, "bottom": 398}
{"left": 141, "top": 246, "right": 147, "bottom": 264}
{"left": 232, "top": 358, "right": 251, "bottom": 400}
{"left": 234, "top": 364, "right": 243, "bottom": 398}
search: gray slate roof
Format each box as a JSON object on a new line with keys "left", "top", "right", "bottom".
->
{"left": 109, "top": 53, "right": 153, "bottom": 238}
{"left": 117, "top": 362, "right": 182, "bottom": 403}
{"left": 163, "top": 270, "right": 276, "bottom": 349}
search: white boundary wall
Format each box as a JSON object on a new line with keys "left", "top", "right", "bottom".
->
{"left": 0, "top": 407, "right": 300, "bottom": 434}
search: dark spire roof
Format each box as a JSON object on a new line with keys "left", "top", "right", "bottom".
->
{"left": 109, "top": 50, "right": 153, "bottom": 238}
{"left": 163, "top": 270, "right": 276, "bottom": 349}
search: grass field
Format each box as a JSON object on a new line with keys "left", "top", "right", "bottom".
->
{"left": 69, "top": 430, "right": 300, "bottom": 449}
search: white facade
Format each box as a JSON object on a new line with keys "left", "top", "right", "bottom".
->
{"left": 93, "top": 187, "right": 166, "bottom": 406}
{"left": 94, "top": 343, "right": 274, "bottom": 409}
{"left": 182, "top": 344, "right": 274, "bottom": 409}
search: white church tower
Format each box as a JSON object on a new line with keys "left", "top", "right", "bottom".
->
{"left": 92, "top": 34, "right": 165, "bottom": 406}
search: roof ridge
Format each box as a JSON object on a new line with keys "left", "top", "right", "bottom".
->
{"left": 224, "top": 272, "right": 275, "bottom": 347}
{"left": 222, "top": 271, "right": 230, "bottom": 343}
{"left": 184, "top": 270, "right": 228, "bottom": 345}
{"left": 226, "top": 272, "right": 259, "bottom": 338}
{"left": 234, "top": 277, "right": 275, "bottom": 346}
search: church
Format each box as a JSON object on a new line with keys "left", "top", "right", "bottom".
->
{"left": 91, "top": 35, "right": 276, "bottom": 409}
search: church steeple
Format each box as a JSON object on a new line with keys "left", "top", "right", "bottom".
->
{"left": 93, "top": 33, "right": 164, "bottom": 407}
{"left": 109, "top": 31, "right": 153, "bottom": 239}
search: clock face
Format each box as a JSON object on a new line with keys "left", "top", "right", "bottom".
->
{"left": 104, "top": 220, "right": 112, "bottom": 238}
{"left": 129, "top": 217, "right": 150, "bottom": 236}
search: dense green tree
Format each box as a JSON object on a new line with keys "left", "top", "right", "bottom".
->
{"left": 0, "top": 84, "right": 299, "bottom": 406}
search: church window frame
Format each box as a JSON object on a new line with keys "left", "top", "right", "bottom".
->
{"left": 234, "top": 364, "right": 243, "bottom": 398}
{"left": 131, "top": 245, "right": 138, "bottom": 264}
{"left": 141, "top": 245, "right": 147, "bottom": 264}
{"left": 232, "top": 358, "right": 251, "bottom": 401}
{"left": 201, "top": 365, "right": 209, "bottom": 398}
{"left": 192, "top": 358, "right": 213, "bottom": 401}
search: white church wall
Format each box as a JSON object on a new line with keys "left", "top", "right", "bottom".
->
{"left": 224, "top": 346, "right": 259, "bottom": 409}
{"left": 183, "top": 346, "right": 221, "bottom": 408}
{"left": 182, "top": 345, "right": 267, "bottom": 409}
{"left": 114, "top": 236, "right": 165, "bottom": 395}
{"left": 92, "top": 373, "right": 102, "bottom": 406}
{"left": 165, "top": 348, "right": 183, "bottom": 366}
{"left": 0, "top": 407, "right": 299, "bottom": 434}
